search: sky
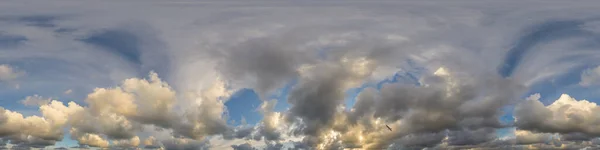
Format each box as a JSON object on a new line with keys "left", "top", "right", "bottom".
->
{"left": 2, "top": 0, "right": 600, "bottom": 149}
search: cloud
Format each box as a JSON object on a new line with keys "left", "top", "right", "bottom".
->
{"left": 231, "top": 143, "right": 255, "bottom": 150}
{"left": 0, "top": 100, "right": 83, "bottom": 148}
{"left": 0, "top": 71, "right": 234, "bottom": 149}
{"left": 3, "top": 0, "right": 600, "bottom": 149}
{"left": 20, "top": 94, "right": 51, "bottom": 106}
{"left": 161, "top": 138, "right": 210, "bottom": 150}
{"left": 580, "top": 66, "right": 600, "bottom": 86}
{"left": 515, "top": 93, "right": 600, "bottom": 137}
{"left": 112, "top": 136, "right": 140, "bottom": 148}
{"left": 64, "top": 89, "right": 72, "bottom": 95}
{"left": 515, "top": 130, "right": 553, "bottom": 145}
{"left": 143, "top": 136, "right": 160, "bottom": 149}
{"left": 215, "top": 36, "right": 311, "bottom": 97}
{"left": 0, "top": 64, "right": 24, "bottom": 82}
{"left": 69, "top": 129, "right": 109, "bottom": 148}
{"left": 0, "top": 33, "right": 27, "bottom": 48}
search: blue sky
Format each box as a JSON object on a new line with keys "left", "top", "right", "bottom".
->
{"left": 2, "top": 1, "right": 600, "bottom": 150}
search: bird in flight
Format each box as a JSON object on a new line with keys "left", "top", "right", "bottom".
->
{"left": 386, "top": 125, "right": 392, "bottom": 131}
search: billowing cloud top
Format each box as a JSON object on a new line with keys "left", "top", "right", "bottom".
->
{"left": 2, "top": 0, "right": 600, "bottom": 150}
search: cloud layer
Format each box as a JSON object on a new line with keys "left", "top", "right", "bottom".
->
{"left": 2, "top": 0, "right": 600, "bottom": 149}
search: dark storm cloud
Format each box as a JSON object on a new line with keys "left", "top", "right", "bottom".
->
{"left": 286, "top": 67, "right": 348, "bottom": 136}
{"left": 285, "top": 57, "right": 376, "bottom": 144}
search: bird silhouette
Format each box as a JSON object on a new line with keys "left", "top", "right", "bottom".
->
{"left": 385, "top": 125, "right": 392, "bottom": 131}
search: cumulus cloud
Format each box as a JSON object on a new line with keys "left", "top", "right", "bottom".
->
{"left": 515, "top": 93, "right": 600, "bottom": 137}
{"left": 143, "top": 136, "right": 161, "bottom": 149}
{"left": 112, "top": 136, "right": 140, "bottom": 148}
{"left": 514, "top": 130, "right": 553, "bottom": 145}
{"left": 3, "top": 0, "right": 600, "bottom": 149}
{"left": 0, "top": 71, "right": 233, "bottom": 149}
{"left": 0, "top": 100, "right": 83, "bottom": 148}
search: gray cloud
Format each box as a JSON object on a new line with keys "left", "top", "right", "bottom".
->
{"left": 231, "top": 143, "right": 256, "bottom": 150}
{"left": 394, "top": 132, "right": 446, "bottom": 148}
{"left": 341, "top": 67, "right": 523, "bottom": 148}
{"left": 161, "top": 138, "right": 210, "bottom": 150}
{"left": 215, "top": 36, "right": 311, "bottom": 97}
{"left": 2, "top": 0, "right": 600, "bottom": 149}
{"left": 447, "top": 128, "right": 497, "bottom": 146}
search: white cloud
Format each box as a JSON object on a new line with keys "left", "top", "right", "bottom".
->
{"left": 20, "top": 94, "right": 51, "bottom": 106}
{"left": 580, "top": 66, "right": 600, "bottom": 86}
{"left": 0, "top": 64, "right": 24, "bottom": 82}
{"left": 515, "top": 93, "right": 600, "bottom": 137}
{"left": 63, "top": 89, "right": 72, "bottom": 95}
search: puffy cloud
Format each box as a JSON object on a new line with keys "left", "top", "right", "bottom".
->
{"left": 515, "top": 93, "right": 600, "bottom": 137}
{"left": 252, "top": 100, "right": 284, "bottom": 141}
{"left": 514, "top": 130, "right": 553, "bottom": 145}
{"left": 172, "top": 77, "right": 232, "bottom": 140}
{"left": 69, "top": 72, "right": 233, "bottom": 146}
{"left": 20, "top": 95, "right": 51, "bottom": 106}
{"left": 143, "top": 136, "right": 161, "bottom": 149}
{"left": 215, "top": 37, "right": 311, "bottom": 97}
{"left": 69, "top": 129, "right": 109, "bottom": 148}
{"left": 339, "top": 67, "right": 522, "bottom": 149}
{"left": 0, "top": 71, "right": 234, "bottom": 149}
{"left": 0, "top": 64, "right": 24, "bottom": 82}
{"left": 286, "top": 57, "right": 376, "bottom": 136}
{"left": 0, "top": 100, "right": 84, "bottom": 148}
